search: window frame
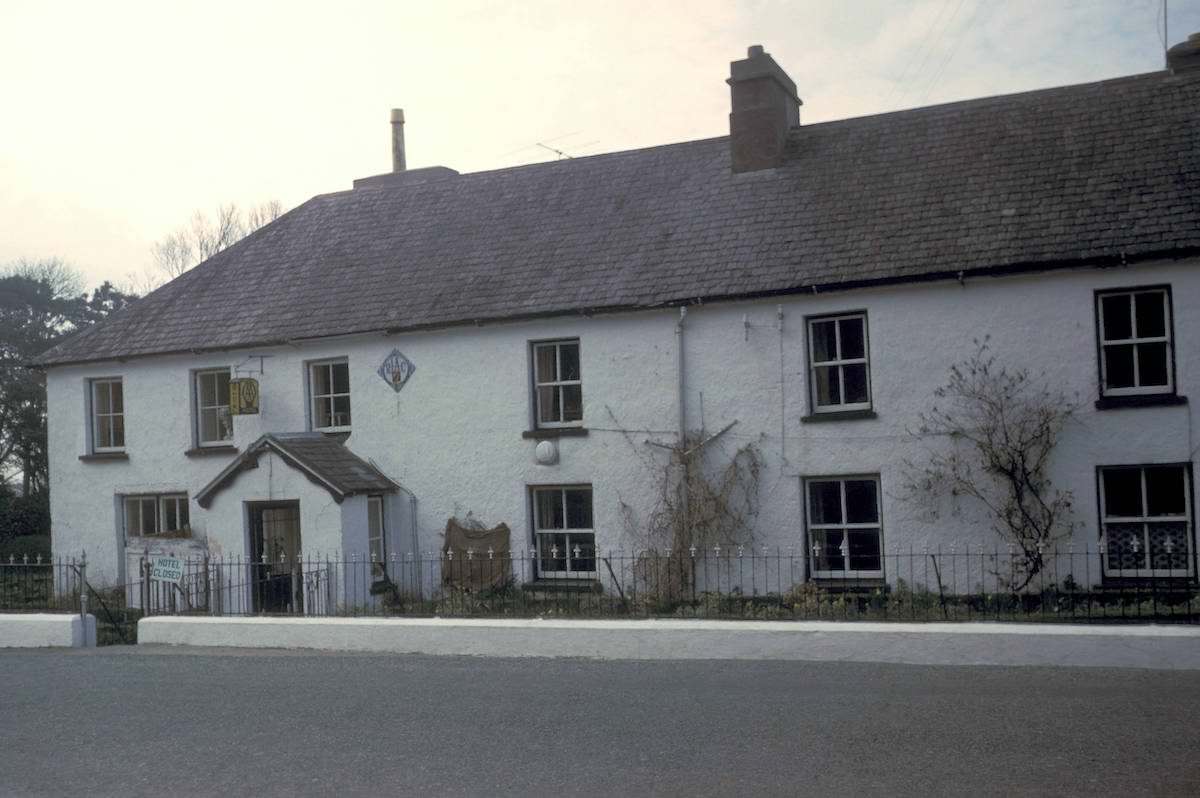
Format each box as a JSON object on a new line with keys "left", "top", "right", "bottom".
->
{"left": 193, "top": 368, "right": 233, "bottom": 447}
{"left": 530, "top": 484, "right": 596, "bottom": 578}
{"left": 1095, "top": 286, "right": 1176, "bottom": 399}
{"left": 803, "top": 475, "right": 884, "bottom": 580}
{"left": 122, "top": 493, "right": 191, "bottom": 539}
{"left": 367, "top": 495, "right": 386, "bottom": 575}
{"left": 89, "top": 377, "right": 125, "bottom": 453}
{"left": 308, "top": 358, "right": 352, "bottom": 433}
{"left": 530, "top": 339, "right": 583, "bottom": 429}
{"left": 1097, "top": 463, "right": 1195, "bottom": 579}
{"left": 805, "top": 311, "right": 872, "bottom": 414}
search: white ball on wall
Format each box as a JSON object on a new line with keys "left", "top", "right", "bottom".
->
{"left": 534, "top": 439, "right": 559, "bottom": 466}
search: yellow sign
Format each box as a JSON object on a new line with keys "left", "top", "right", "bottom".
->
{"left": 229, "top": 378, "right": 260, "bottom": 415}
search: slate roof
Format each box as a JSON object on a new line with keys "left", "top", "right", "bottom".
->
{"left": 38, "top": 68, "right": 1200, "bottom": 367}
{"left": 195, "top": 433, "right": 396, "bottom": 508}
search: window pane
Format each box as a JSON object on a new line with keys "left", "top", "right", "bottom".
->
{"left": 536, "top": 490, "right": 564, "bottom": 530}
{"left": 1149, "top": 522, "right": 1189, "bottom": 570}
{"left": 111, "top": 415, "right": 125, "bottom": 447}
{"left": 1101, "top": 294, "right": 1132, "bottom": 341}
{"left": 562, "top": 385, "right": 583, "bottom": 422}
{"left": 1105, "top": 523, "right": 1147, "bottom": 570}
{"left": 140, "top": 499, "right": 158, "bottom": 535}
{"left": 1137, "top": 342, "right": 1168, "bottom": 387}
{"left": 808, "top": 481, "right": 843, "bottom": 525}
{"left": 559, "top": 343, "right": 581, "bottom": 381}
{"left": 537, "top": 386, "right": 560, "bottom": 424}
{"left": 842, "top": 364, "right": 869, "bottom": 405}
{"left": 538, "top": 532, "right": 568, "bottom": 572}
{"left": 110, "top": 381, "right": 123, "bottom": 414}
{"left": 535, "top": 345, "right": 557, "bottom": 383}
{"left": 125, "top": 500, "right": 140, "bottom": 537}
{"left": 811, "top": 321, "right": 836, "bottom": 363}
{"left": 564, "top": 489, "right": 593, "bottom": 529}
{"left": 315, "top": 397, "right": 333, "bottom": 429}
{"left": 178, "top": 500, "right": 189, "bottom": 529}
{"left": 368, "top": 499, "right": 384, "bottom": 538}
{"left": 844, "top": 480, "right": 878, "bottom": 523}
{"left": 814, "top": 366, "right": 840, "bottom": 406}
{"left": 1103, "top": 345, "right": 1135, "bottom": 389}
{"left": 1134, "top": 292, "right": 1166, "bottom": 338}
{"left": 1145, "top": 467, "right": 1186, "bottom": 516}
{"left": 331, "top": 362, "right": 350, "bottom": 394}
{"left": 812, "top": 529, "right": 845, "bottom": 572}
{"left": 97, "top": 415, "right": 112, "bottom": 449}
{"left": 216, "top": 371, "right": 230, "bottom": 403}
{"left": 332, "top": 395, "right": 352, "bottom": 426}
{"left": 163, "top": 498, "right": 178, "bottom": 531}
{"left": 200, "top": 408, "right": 221, "bottom": 443}
{"left": 94, "top": 381, "right": 111, "bottom": 413}
{"left": 199, "top": 373, "right": 217, "bottom": 406}
{"left": 567, "top": 533, "right": 596, "bottom": 572}
{"left": 847, "top": 528, "right": 881, "bottom": 571}
{"left": 838, "top": 317, "right": 865, "bottom": 360}
{"left": 1103, "top": 469, "right": 1143, "bottom": 517}
{"left": 313, "top": 364, "right": 331, "bottom": 397}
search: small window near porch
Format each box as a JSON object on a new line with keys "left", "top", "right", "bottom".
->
{"left": 532, "top": 340, "right": 582, "bottom": 428}
{"left": 367, "top": 496, "right": 386, "bottom": 575}
{"left": 194, "top": 369, "right": 232, "bottom": 446}
{"left": 309, "top": 359, "right": 351, "bottom": 431}
{"left": 532, "top": 485, "right": 595, "bottom": 577}
{"left": 805, "top": 476, "right": 883, "bottom": 579}
{"left": 123, "top": 494, "right": 190, "bottom": 539}
{"left": 1100, "top": 465, "right": 1194, "bottom": 578}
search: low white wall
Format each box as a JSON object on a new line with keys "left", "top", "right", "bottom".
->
{"left": 0, "top": 613, "right": 96, "bottom": 647}
{"left": 138, "top": 616, "right": 1200, "bottom": 668}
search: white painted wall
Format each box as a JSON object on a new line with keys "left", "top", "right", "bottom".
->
{"left": 47, "top": 258, "right": 1200, "bottom": 590}
{"left": 0, "top": 613, "right": 96, "bottom": 647}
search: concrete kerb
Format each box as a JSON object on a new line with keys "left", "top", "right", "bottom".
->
{"left": 138, "top": 617, "right": 1200, "bottom": 669}
{"left": 0, "top": 613, "right": 97, "bottom": 648}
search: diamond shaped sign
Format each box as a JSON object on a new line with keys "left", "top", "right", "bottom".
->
{"left": 377, "top": 349, "right": 415, "bottom": 393}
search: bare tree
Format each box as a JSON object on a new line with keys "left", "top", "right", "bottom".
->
{"left": 134, "top": 200, "right": 285, "bottom": 291}
{"left": 902, "top": 339, "right": 1079, "bottom": 589}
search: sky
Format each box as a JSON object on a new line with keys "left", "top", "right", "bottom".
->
{"left": 1, "top": 0, "right": 1196, "bottom": 290}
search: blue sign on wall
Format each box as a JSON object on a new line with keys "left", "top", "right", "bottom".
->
{"left": 377, "top": 349, "right": 416, "bottom": 393}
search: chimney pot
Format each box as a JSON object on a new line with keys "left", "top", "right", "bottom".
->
{"left": 1167, "top": 32, "right": 1200, "bottom": 73}
{"left": 727, "top": 46, "right": 801, "bottom": 174}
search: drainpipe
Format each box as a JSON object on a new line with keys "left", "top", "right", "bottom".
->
{"left": 676, "top": 307, "right": 689, "bottom": 546}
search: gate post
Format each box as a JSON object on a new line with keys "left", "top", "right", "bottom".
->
{"left": 78, "top": 553, "right": 89, "bottom": 620}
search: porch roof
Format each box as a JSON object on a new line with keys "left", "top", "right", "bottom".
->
{"left": 195, "top": 433, "right": 397, "bottom": 508}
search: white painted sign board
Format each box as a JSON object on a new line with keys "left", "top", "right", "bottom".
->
{"left": 150, "top": 556, "right": 185, "bottom": 584}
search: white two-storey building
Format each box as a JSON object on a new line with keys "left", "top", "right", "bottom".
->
{"left": 36, "top": 39, "right": 1200, "bottom": 608}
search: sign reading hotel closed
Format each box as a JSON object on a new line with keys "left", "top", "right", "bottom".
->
{"left": 150, "top": 556, "right": 185, "bottom": 584}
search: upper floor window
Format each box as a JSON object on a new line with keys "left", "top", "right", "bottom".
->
{"left": 808, "top": 313, "right": 871, "bottom": 412}
{"left": 1097, "top": 288, "right": 1174, "bottom": 397}
{"left": 123, "top": 493, "right": 190, "bottom": 538}
{"left": 532, "top": 340, "right": 582, "bottom": 428}
{"left": 90, "top": 378, "right": 125, "bottom": 452}
{"left": 805, "top": 476, "right": 883, "bottom": 579}
{"left": 532, "top": 485, "right": 595, "bottom": 577}
{"left": 194, "top": 369, "right": 232, "bottom": 446}
{"left": 309, "top": 359, "right": 351, "bottom": 431}
{"left": 1100, "top": 464, "right": 1193, "bottom": 578}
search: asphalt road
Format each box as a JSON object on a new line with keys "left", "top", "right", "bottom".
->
{"left": 2, "top": 648, "right": 1199, "bottom": 797}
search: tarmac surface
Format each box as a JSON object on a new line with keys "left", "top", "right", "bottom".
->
{"left": 2, "top": 646, "right": 1199, "bottom": 796}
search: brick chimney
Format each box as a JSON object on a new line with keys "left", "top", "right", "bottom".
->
{"left": 1167, "top": 32, "right": 1200, "bottom": 73}
{"left": 727, "top": 45, "right": 802, "bottom": 173}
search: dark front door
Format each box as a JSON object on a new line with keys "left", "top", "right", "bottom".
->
{"left": 249, "top": 502, "right": 302, "bottom": 613}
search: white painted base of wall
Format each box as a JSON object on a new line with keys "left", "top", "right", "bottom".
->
{"left": 138, "top": 616, "right": 1200, "bottom": 669}
{"left": 0, "top": 613, "right": 97, "bottom": 648}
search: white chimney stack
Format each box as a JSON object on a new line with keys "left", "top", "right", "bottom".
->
{"left": 391, "top": 108, "right": 406, "bottom": 172}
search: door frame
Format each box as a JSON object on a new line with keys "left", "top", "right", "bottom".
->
{"left": 246, "top": 500, "right": 302, "bottom": 613}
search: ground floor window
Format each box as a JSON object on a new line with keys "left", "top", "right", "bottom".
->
{"left": 367, "top": 495, "right": 386, "bottom": 576}
{"left": 1100, "top": 464, "right": 1194, "bottom": 578}
{"left": 123, "top": 494, "right": 190, "bottom": 538}
{"left": 804, "top": 476, "right": 882, "bottom": 579}
{"left": 532, "top": 485, "right": 596, "bottom": 577}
